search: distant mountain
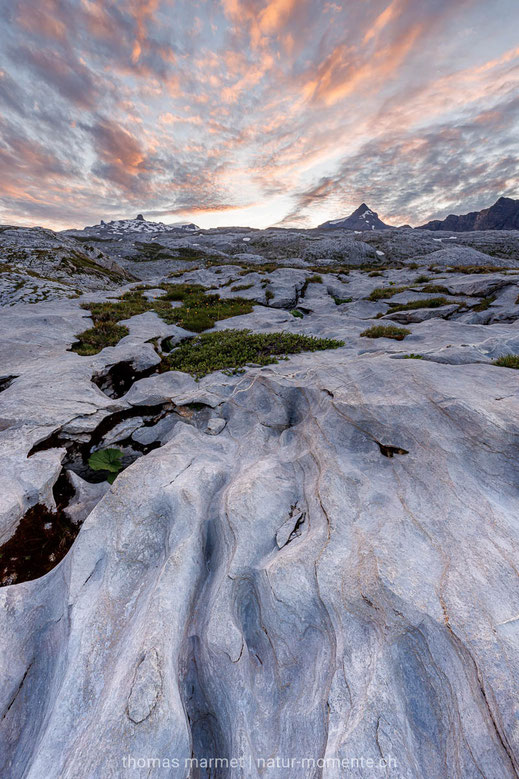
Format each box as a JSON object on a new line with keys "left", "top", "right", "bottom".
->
{"left": 319, "top": 204, "right": 393, "bottom": 231}
{"left": 421, "top": 197, "right": 519, "bottom": 231}
{"left": 77, "top": 214, "right": 200, "bottom": 236}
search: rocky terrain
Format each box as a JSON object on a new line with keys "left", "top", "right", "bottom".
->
{"left": 1, "top": 219, "right": 519, "bottom": 777}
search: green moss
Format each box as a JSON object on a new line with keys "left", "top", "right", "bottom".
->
{"left": 446, "top": 265, "right": 511, "bottom": 274}
{"left": 368, "top": 271, "right": 383, "bottom": 277}
{"left": 472, "top": 295, "right": 496, "bottom": 312}
{"left": 388, "top": 296, "right": 450, "bottom": 313}
{"left": 73, "top": 283, "right": 254, "bottom": 354}
{"left": 165, "top": 329, "right": 344, "bottom": 379}
{"left": 231, "top": 283, "right": 254, "bottom": 291}
{"left": 360, "top": 324, "right": 411, "bottom": 340}
{"left": 332, "top": 296, "right": 352, "bottom": 305}
{"left": 415, "top": 275, "right": 431, "bottom": 283}
{"left": 265, "top": 289, "right": 274, "bottom": 302}
{"left": 401, "top": 353, "right": 424, "bottom": 359}
{"left": 368, "top": 285, "right": 409, "bottom": 301}
{"left": 72, "top": 323, "right": 129, "bottom": 355}
{"left": 290, "top": 309, "right": 304, "bottom": 318}
{"left": 492, "top": 354, "right": 519, "bottom": 369}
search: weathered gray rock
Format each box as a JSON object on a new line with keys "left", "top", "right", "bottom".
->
{"left": 383, "top": 304, "right": 459, "bottom": 323}
{"left": 414, "top": 245, "right": 512, "bottom": 268}
{"left": 65, "top": 471, "right": 110, "bottom": 526}
{"left": 206, "top": 417, "right": 226, "bottom": 435}
{"left": 2, "top": 240, "right": 519, "bottom": 777}
{"left": 1, "top": 360, "right": 519, "bottom": 777}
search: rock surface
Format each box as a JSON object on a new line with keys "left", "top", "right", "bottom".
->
{"left": 1, "top": 224, "right": 519, "bottom": 777}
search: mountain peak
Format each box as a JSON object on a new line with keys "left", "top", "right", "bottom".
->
{"left": 319, "top": 203, "right": 392, "bottom": 231}
{"left": 421, "top": 196, "right": 519, "bottom": 231}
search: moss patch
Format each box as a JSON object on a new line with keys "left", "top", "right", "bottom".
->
{"left": 72, "top": 283, "right": 254, "bottom": 355}
{"left": 368, "top": 285, "right": 409, "bottom": 301}
{"left": 493, "top": 354, "right": 519, "bottom": 369}
{"left": 420, "top": 284, "right": 449, "bottom": 294}
{"left": 166, "top": 329, "right": 344, "bottom": 378}
{"left": 388, "top": 296, "right": 451, "bottom": 313}
{"left": 472, "top": 295, "right": 496, "bottom": 312}
{"left": 361, "top": 324, "right": 411, "bottom": 340}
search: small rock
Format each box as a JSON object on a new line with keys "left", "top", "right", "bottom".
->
{"left": 206, "top": 418, "right": 226, "bottom": 435}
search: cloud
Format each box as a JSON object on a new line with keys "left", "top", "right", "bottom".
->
{"left": 12, "top": 46, "right": 100, "bottom": 108}
{"left": 279, "top": 91, "right": 519, "bottom": 226}
{"left": 0, "top": 0, "right": 517, "bottom": 229}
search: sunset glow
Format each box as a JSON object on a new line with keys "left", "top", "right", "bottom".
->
{"left": 1, "top": 0, "right": 518, "bottom": 229}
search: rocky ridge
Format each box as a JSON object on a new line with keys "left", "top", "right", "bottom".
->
{"left": 421, "top": 196, "right": 519, "bottom": 232}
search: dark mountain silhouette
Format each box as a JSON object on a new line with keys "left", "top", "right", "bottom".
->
{"left": 421, "top": 197, "right": 519, "bottom": 231}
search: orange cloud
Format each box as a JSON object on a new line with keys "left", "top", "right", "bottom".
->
{"left": 364, "top": 0, "right": 402, "bottom": 44}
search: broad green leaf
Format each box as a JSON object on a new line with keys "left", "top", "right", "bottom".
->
{"left": 88, "top": 448, "right": 123, "bottom": 474}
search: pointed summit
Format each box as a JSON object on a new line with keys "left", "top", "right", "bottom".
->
{"left": 319, "top": 203, "right": 392, "bottom": 230}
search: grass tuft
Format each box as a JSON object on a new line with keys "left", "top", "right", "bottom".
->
{"left": 72, "top": 323, "right": 129, "bottom": 355}
{"left": 420, "top": 284, "right": 449, "bottom": 294}
{"left": 492, "top": 354, "right": 519, "bottom": 369}
{"left": 388, "top": 296, "right": 450, "bottom": 313}
{"left": 368, "top": 285, "right": 409, "bottom": 301}
{"left": 361, "top": 324, "right": 411, "bottom": 340}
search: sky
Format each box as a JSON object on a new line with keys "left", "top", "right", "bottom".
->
{"left": 1, "top": 0, "right": 518, "bottom": 231}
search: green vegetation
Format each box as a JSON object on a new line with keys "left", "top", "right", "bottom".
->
{"left": 265, "top": 289, "right": 274, "bottom": 302}
{"left": 165, "top": 329, "right": 344, "bottom": 379}
{"left": 72, "top": 284, "right": 254, "bottom": 355}
{"left": 291, "top": 309, "right": 304, "bottom": 318}
{"left": 415, "top": 274, "right": 431, "bottom": 283}
{"left": 492, "top": 354, "right": 519, "bottom": 369}
{"left": 387, "top": 296, "right": 450, "bottom": 313}
{"left": 231, "top": 283, "right": 254, "bottom": 291}
{"left": 472, "top": 294, "right": 496, "bottom": 312}
{"left": 307, "top": 274, "right": 323, "bottom": 283}
{"left": 360, "top": 324, "right": 411, "bottom": 340}
{"left": 446, "top": 265, "right": 512, "bottom": 274}
{"left": 401, "top": 353, "right": 424, "bottom": 359}
{"left": 368, "top": 285, "right": 409, "bottom": 301}
{"left": 72, "top": 323, "right": 130, "bottom": 356}
{"left": 368, "top": 271, "right": 383, "bottom": 277}
{"left": 332, "top": 296, "right": 352, "bottom": 305}
{"left": 88, "top": 448, "right": 124, "bottom": 484}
